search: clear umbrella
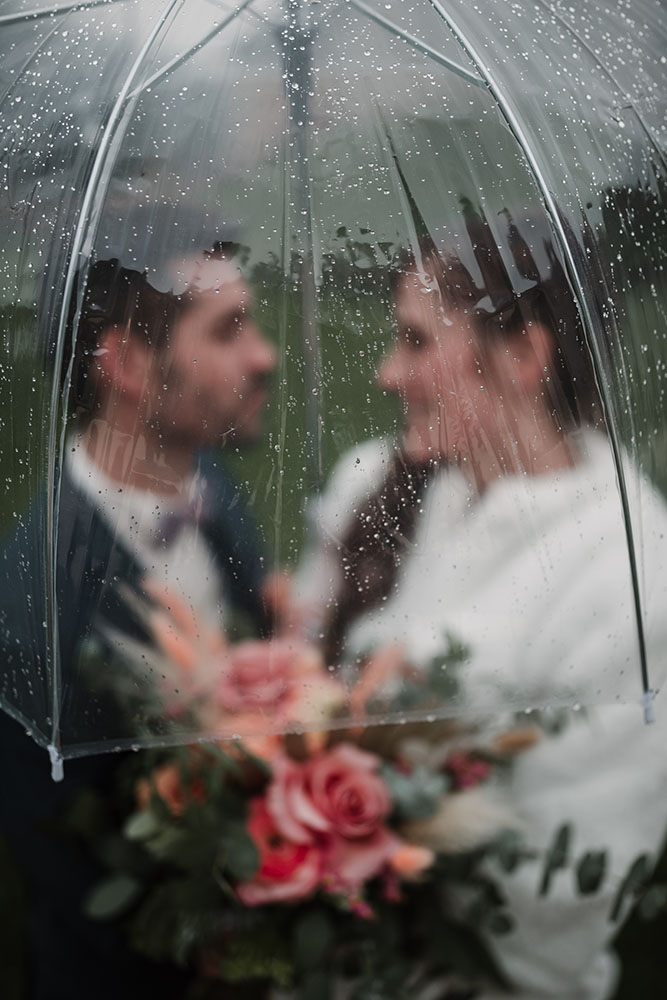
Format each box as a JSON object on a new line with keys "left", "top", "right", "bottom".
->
{"left": 1, "top": 0, "right": 667, "bottom": 777}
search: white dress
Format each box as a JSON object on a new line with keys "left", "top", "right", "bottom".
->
{"left": 296, "top": 430, "right": 667, "bottom": 1000}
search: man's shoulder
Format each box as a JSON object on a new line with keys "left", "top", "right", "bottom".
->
{"left": 0, "top": 466, "right": 141, "bottom": 669}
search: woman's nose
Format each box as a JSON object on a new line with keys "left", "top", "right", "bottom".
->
{"left": 377, "top": 347, "right": 403, "bottom": 391}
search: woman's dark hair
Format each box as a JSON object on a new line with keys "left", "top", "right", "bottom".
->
{"left": 390, "top": 207, "right": 602, "bottom": 431}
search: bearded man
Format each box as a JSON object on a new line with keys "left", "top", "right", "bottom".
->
{"left": 0, "top": 239, "right": 276, "bottom": 1000}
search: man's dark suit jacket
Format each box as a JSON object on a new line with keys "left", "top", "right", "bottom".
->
{"left": 0, "top": 451, "right": 268, "bottom": 1000}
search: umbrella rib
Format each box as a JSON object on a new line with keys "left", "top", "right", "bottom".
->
{"left": 0, "top": 0, "right": 128, "bottom": 28}
{"left": 125, "top": 0, "right": 256, "bottom": 100}
{"left": 425, "top": 0, "right": 653, "bottom": 719}
{"left": 46, "top": 0, "right": 185, "bottom": 777}
{"left": 368, "top": 98, "right": 433, "bottom": 270}
{"left": 347, "top": 0, "right": 485, "bottom": 89}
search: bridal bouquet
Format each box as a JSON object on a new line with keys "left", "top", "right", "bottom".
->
{"left": 74, "top": 597, "right": 540, "bottom": 1000}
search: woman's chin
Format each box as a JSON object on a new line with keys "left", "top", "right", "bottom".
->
{"left": 401, "top": 424, "right": 452, "bottom": 465}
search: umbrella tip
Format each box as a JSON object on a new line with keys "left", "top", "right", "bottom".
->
{"left": 48, "top": 744, "right": 64, "bottom": 782}
{"left": 640, "top": 690, "right": 656, "bottom": 726}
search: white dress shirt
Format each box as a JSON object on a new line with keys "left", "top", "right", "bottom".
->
{"left": 67, "top": 442, "right": 226, "bottom": 631}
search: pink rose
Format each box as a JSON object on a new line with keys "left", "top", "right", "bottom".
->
{"left": 265, "top": 744, "right": 399, "bottom": 890}
{"left": 236, "top": 798, "right": 323, "bottom": 906}
{"left": 219, "top": 640, "right": 296, "bottom": 714}
{"left": 267, "top": 754, "right": 330, "bottom": 845}
{"left": 307, "top": 744, "right": 391, "bottom": 839}
{"left": 324, "top": 826, "right": 401, "bottom": 887}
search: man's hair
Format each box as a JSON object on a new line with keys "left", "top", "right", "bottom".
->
{"left": 67, "top": 242, "right": 240, "bottom": 422}
{"left": 65, "top": 259, "right": 178, "bottom": 422}
{"left": 390, "top": 207, "right": 602, "bottom": 431}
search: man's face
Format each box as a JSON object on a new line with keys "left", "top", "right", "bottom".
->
{"left": 378, "top": 273, "right": 506, "bottom": 466}
{"left": 153, "top": 261, "right": 276, "bottom": 448}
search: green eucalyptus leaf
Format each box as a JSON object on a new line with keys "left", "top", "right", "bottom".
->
{"left": 539, "top": 823, "right": 572, "bottom": 896}
{"left": 222, "top": 822, "right": 260, "bottom": 882}
{"left": 96, "top": 831, "right": 154, "bottom": 877}
{"left": 144, "top": 825, "right": 190, "bottom": 863}
{"left": 124, "top": 809, "right": 161, "bottom": 842}
{"left": 493, "top": 829, "right": 525, "bottom": 873}
{"left": 85, "top": 874, "right": 142, "bottom": 920}
{"left": 609, "top": 853, "right": 653, "bottom": 922}
{"left": 381, "top": 763, "right": 448, "bottom": 821}
{"left": 575, "top": 851, "right": 608, "bottom": 895}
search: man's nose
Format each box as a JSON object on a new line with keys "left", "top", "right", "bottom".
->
{"left": 249, "top": 325, "right": 277, "bottom": 374}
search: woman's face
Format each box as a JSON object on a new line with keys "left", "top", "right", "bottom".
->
{"left": 378, "top": 272, "right": 513, "bottom": 468}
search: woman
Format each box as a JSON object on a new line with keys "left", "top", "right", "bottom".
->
{"left": 295, "top": 207, "right": 667, "bottom": 999}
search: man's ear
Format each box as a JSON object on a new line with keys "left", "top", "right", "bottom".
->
{"left": 93, "top": 325, "right": 151, "bottom": 401}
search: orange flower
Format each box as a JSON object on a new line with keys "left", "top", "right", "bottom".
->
{"left": 388, "top": 843, "right": 435, "bottom": 878}
{"left": 136, "top": 762, "right": 206, "bottom": 817}
{"left": 492, "top": 726, "right": 542, "bottom": 755}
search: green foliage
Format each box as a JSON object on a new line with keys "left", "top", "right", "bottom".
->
{"left": 366, "top": 633, "right": 468, "bottom": 716}
{"left": 292, "top": 907, "right": 333, "bottom": 972}
{"left": 85, "top": 874, "right": 142, "bottom": 920}
{"left": 610, "top": 854, "right": 653, "bottom": 923}
{"left": 219, "top": 822, "right": 260, "bottom": 883}
{"left": 125, "top": 809, "right": 161, "bottom": 842}
{"left": 217, "top": 925, "right": 294, "bottom": 988}
{"left": 380, "top": 763, "right": 449, "bottom": 822}
{"left": 539, "top": 823, "right": 572, "bottom": 896}
{"left": 128, "top": 876, "right": 230, "bottom": 966}
{"left": 576, "top": 851, "right": 608, "bottom": 895}
{"left": 493, "top": 829, "right": 529, "bottom": 874}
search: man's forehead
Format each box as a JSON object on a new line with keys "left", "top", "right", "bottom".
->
{"left": 170, "top": 254, "right": 243, "bottom": 296}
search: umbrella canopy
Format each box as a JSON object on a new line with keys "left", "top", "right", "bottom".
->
{"left": 1, "top": 0, "right": 667, "bottom": 771}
